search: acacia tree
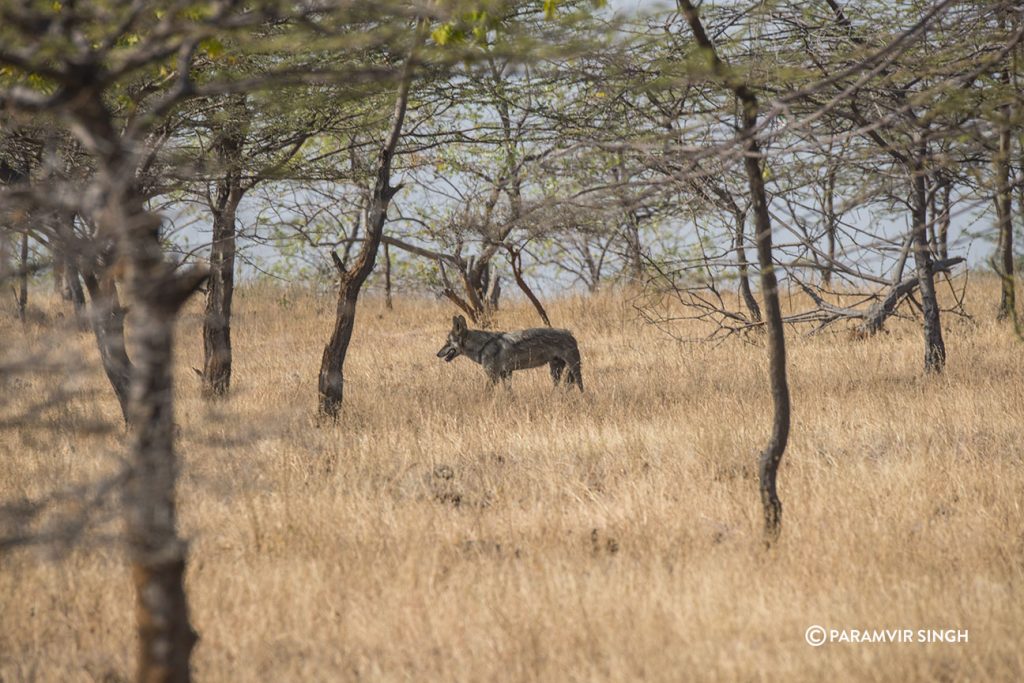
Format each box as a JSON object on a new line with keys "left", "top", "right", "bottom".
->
{"left": 0, "top": 1, "right": 434, "bottom": 678}
{"left": 676, "top": 0, "right": 789, "bottom": 543}
{"left": 192, "top": 93, "right": 318, "bottom": 397}
{"left": 318, "top": 21, "right": 424, "bottom": 418}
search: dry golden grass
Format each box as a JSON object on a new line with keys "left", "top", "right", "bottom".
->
{"left": 2, "top": 278, "right": 1023, "bottom": 682}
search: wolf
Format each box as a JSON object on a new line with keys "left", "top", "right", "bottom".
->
{"left": 436, "top": 315, "right": 584, "bottom": 391}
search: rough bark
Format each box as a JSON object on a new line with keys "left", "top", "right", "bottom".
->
{"left": 121, "top": 209, "right": 206, "bottom": 683}
{"left": 201, "top": 187, "right": 242, "bottom": 397}
{"left": 201, "top": 109, "right": 246, "bottom": 397}
{"left": 679, "top": 0, "right": 790, "bottom": 544}
{"left": 71, "top": 76, "right": 204, "bottom": 680}
{"left": 126, "top": 283, "right": 200, "bottom": 683}
{"left": 911, "top": 135, "right": 946, "bottom": 373}
{"left": 318, "top": 25, "right": 421, "bottom": 418}
{"left": 95, "top": 183, "right": 209, "bottom": 682}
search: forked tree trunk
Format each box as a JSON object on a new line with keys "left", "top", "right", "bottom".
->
{"left": 318, "top": 24, "right": 422, "bottom": 418}
{"left": 679, "top": 0, "right": 790, "bottom": 545}
{"left": 911, "top": 135, "right": 946, "bottom": 373}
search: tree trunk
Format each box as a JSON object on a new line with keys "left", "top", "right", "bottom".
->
{"left": 64, "top": 252, "right": 88, "bottom": 326}
{"left": 319, "top": 273, "right": 360, "bottom": 417}
{"left": 624, "top": 210, "right": 644, "bottom": 282}
{"left": 117, "top": 199, "right": 206, "bottom": 683}
{"left": 995, "top": 109, "right": 1015, "bottom": 321}
{"left": 16, "top": 231, "right": 28, "bottom": 323}
{"left": 384, "top": 241, "right": 393, "bottom": 310}
{"left": 507, "top": 246, "right": 551, "bottom": 327}
{"left": 822, "top": 168, "right": 837, "bottom": 287}
{"left": 201, "top": 109, "right": 246, "bottom": 398}
{"left": 318, "top": 24, "right": 421, "bottom": 418}
{"left": 126, "top": 297, "right": 198, "bottom": 683}
{"left": 81, "top": 268, "right": 133, "bottom": 423}
{"left": 936, "top": 176, "right": 951, "bottom": 261}
{"left": 202, "top": 191, "right": 241, "bottom": 397}
{"left": 733, "top": 208, "right": 761, "bottom": 322}
{"left": 679, "top": 0, "right": 790, "bottom": 545}
{"left": 911, "top": 136, "right": 946, "bottom": 373}
{"left": 743, "top": 102, "right": 789, "bottom": 547}
{"left": 53, "top": 242, "right": 66, "bottom": 298}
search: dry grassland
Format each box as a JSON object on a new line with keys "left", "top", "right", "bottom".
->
{"left": 1, "top": 278, "right": 1023, "bottom": 682}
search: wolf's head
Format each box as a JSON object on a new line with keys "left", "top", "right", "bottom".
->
{"left": 436, "top": 315, "right": 468, "bottom": 362}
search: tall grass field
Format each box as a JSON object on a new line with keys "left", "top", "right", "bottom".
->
{"left": 2, "top": 278, "right": 1022, "bottom": 681}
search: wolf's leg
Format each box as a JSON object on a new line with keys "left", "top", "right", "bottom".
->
{"left": 568, "top": 364, "right": 584, "bottom": 391}
{"left": 566, "top": 345, "right": 584, "bottom": 392}
{"left": 549, "top": 359, "right": 566, "bottom": 386}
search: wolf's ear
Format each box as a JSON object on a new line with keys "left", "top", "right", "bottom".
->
{"left": 453, "top": 314, "right": 467, "bottom": 331}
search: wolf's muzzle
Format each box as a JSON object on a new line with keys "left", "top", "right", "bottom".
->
{"left": 437, "top": 346, "right": 458, "bottom": 362}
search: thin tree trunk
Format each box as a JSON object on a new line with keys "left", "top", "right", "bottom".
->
{"left": 16, "top": 231, "right": 28, "bottom": 322}
{"left": 823, "top": 168, "right": 837, "bottom": 287}
{"left": 937, "top": 177, "right": 951, "bottom": 261}
{"left": 53, "top": 242, "right": 66, "bottom": 297}
{"left": 927, "top": 174, "right": 938, "bottom": 253}
{"left": 624, "top": 210, "right": 644, "bottom": 282}
{"left": 679, "top": 0, "right": 790, "bottom": 545}
{"left": 319, "top": 23, "right": 422, "bottom": 418}
{"left": 911, "top": 135, "right": 946, "bottom": 373}
{"left": 507, "top": 245, "right": 551, "bottom": 327}
{"left": 81, "top": 267, "right": 133, "bottom": 423}
{"left": 742, "top": 94, "right": 788, "bottom": 547}
{"left": 733, "top": 208, "right": 761, "bottom": 322}
{"left": 995, "top": 105, "right": 1015, "bottom": 321}
{"left": 65, "top": 253, "right": 88, "bottom": 328}
{"left": 384, "top": 241, "right": 393, "bottom": 310}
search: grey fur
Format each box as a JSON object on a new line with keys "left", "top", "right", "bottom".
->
{"left": 437, "top": 315, "right": 584, "bottom": 391}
